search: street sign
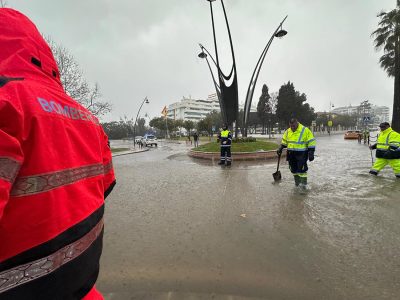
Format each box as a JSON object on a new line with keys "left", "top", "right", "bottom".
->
{"left": 327, "top": 120, "right": 333, "bottom": 127}
{"left": 212, "top": 126, "right": 216, "bottom": 132}
{"left": 311, "top": 121, "right": 316, "bottom": 127}
{"left": 161, "top": 106, "right": 168, "bottom": 117}
{"left": 363, "top": 116, "right": 371, "bottom": 122}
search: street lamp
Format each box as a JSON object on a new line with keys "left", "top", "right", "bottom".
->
{"left": 133, "top": 97, "right": 149, "bottom": 148}
{"left": 242, "top": 17, "right": 288, "bottom": 136}
{"left": 198, "top": 44, "right": 225, "bottom": 122}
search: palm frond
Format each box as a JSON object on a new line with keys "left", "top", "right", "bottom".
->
{"left": 372, "top": 25, "right": 392, "bottom": 37}
{"left": 377, "top": 10, "right": 387, "bottom": 18}
{"left": 373, "top": 7, "right": 400, "bottom": 77}
{"left": 379, "top": 52, "right": 396, "bottom": 77}
{"left": 373, "top": 31, "right": 392, "bottom": 50}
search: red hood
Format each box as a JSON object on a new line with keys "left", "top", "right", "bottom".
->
{"left": 0, "top": 8, "right": 62, "bottom": 88}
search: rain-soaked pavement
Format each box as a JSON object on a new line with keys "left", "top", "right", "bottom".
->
{"left": 98, "top": 134, "right": 400, "bottom": 300}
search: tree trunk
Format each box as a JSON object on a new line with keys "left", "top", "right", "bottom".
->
{"left": 393, "top": 40, "right": 400, "bottom": 131}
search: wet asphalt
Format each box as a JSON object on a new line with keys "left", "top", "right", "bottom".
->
{"left": 98, "top": 135, "right": 400, "bottom": 300}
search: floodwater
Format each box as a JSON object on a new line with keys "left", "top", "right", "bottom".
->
{"left": 99, "top": 135, "right": 400, "bottom": 299}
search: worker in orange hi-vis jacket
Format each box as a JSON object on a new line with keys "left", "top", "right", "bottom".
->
{"left": 0, "top": 8, "right": 116, "bottom": 300}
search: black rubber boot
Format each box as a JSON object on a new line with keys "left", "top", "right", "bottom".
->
{"left": 226, "top": 161, "right": 231, "bottom": 166}
{"left": 294, "top": 175, "right": 300, "bottom": 186}
{"left": 298, "top": 176, "right": 307, "bottom": 190}
{"left": 218, "top": 161, "right": 225, "bottom": 165}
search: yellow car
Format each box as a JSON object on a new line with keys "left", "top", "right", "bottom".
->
{"left": 344, "top": 130, "right": 362, "bottom": 140}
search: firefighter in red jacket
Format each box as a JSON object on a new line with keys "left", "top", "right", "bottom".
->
{"left": 0, "top": 9, "right": 115, "bottom": 300}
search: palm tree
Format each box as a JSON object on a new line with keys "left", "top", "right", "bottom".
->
{"left": 372, "top": 1, "right": 400, "bottom": 131}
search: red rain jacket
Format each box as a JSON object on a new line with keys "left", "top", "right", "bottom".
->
{"left": 0, "top": 8, "right": 115, "bottom": 299}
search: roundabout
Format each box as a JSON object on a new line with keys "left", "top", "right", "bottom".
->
{"left": 188, "top": 139, "right": 284, "bottom": 161}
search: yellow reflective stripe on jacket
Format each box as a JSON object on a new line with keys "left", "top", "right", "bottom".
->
{"left": 281, "top": 124, "right": 316, "bottom": 151}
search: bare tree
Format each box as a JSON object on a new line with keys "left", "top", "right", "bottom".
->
{"left": 270, "top": 92, "right": 278, "bottom": 115}
{"left": 0, "top": 0, "right": 8, "bottom": 8}
{"left": 46, "top": 37, "right": 112, "bottom": 118}
{"left": 84, "top": 83, "right": 113, "bottom": 117}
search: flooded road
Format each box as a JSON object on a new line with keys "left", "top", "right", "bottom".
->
{"left": 99, "top": 135, "right": 400, "bottom": 299}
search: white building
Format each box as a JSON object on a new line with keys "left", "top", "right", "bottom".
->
{"left": 167, "top": 93, "right": 256, "bottom": 122}
{"left": 331, "top": 105, "right": 359, "bottom": 115}
{"left": 371, "top": 105, "right": 390, "bottom": 124}
{"left": 167, "top": 95, "right": 220, "bottom": 122}
{"left": 239, "top": 102, "right": 258, "bottom": 112}
{"left": 332, "top": 104, "right": 390, "bottom": 124}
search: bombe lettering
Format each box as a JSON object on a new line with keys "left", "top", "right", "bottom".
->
{"left": 50, "top": 101, "right": 62, "bottom": 114}
{"left": 37, "top": 97, "right": 99, "bottom": 124}
{"left": 69, "top": 107, "right": 79, "bottom": 120}
{"left": 38, "top": 97, "right": 52, "bottom": 112}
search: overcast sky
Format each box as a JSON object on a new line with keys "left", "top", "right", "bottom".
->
{"left": 6, "top": 0, "right": 396, "bottom": 121}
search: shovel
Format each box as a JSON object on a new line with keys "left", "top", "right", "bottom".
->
{"left": 369, "top": 145, "right": 374, "bottom": 164}
{"left": 273, "top": 153, "right": 282, "bottom": 182}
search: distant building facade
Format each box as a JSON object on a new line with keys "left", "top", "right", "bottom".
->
{"left": 167, "top": 93, "right": 256, "bottom": 122}
{"left": 331, "top": 105, "right": 359, "bottom": 115}
{"left": 371, "top": 105, "right": 390, "bottom": 124}
{"left": 167, "top": 95, "right": 220, "bottom": 122}
{"left": 331, "top": 104, "right": 390, "bottom": 125}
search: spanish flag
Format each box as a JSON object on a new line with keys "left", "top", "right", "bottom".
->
{"left": 161, "top": 106, "right": 168, "bottom": 117}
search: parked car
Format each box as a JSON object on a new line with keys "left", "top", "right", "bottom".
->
{"left": 344, "top": 130, "right": 361, "bottom": 140}
{"left": 143, "top": 134, "right": 157, "bottom": 147}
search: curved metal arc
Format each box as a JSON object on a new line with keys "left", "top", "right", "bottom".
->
{"left": 243, "top": 37, "right": 274, "bottom": 121}
{"left": 207, "top": 0, "right": 239, "bottom": 131}
{"left": 200, "top": 43, "right": 235, "bottom": 87}
{"left": 220, "top": 0, "right": 238, "bottom": 82}
{"left": 220, "top": 65, "right": 235, "bottom": 81}
{"left": 209, "top": 1, "right": 221, "bottom": 72}
{"left": 244, "top": 16, "right": 287, "bottom": 116}
{"left": 205, "top": 56, "right": 221, "bottom": 91}
{"left": 221, "top": 0, "right": 239, "bottom": 131}
{"left": 199, "top": 46, "right": 235, "bottom": 83}
{"left": 208, "top": 1, "right": 237, "bottom": 85}
{"left": 243, "top": 16, "right": 288, "bottom": 127}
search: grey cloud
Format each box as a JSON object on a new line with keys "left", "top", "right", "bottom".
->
{"left": 7, "top": 0, "right": 396, "bottom": 120}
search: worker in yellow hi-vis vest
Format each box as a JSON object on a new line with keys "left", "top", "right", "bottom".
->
{"left": 277, "top": 118, "right": 316, "bottom": 188}
{"left": 369, "top": 122, "right": 400, "bottom": 178}
{"left": 217, "top": 123, "right": 233, "bottom": 166}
